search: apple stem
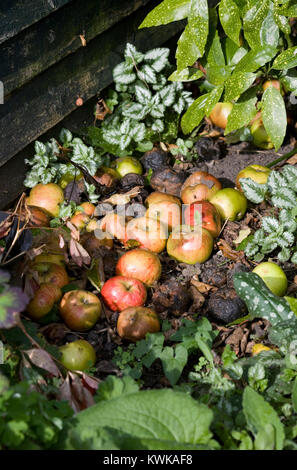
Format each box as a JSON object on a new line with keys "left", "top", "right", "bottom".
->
{"left": 266, "top": 147, "right": 297, "bottom": 168}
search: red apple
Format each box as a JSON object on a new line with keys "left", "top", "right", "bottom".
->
{"left": 26, "top": 183, "right": 64, "bottom": 217}
{"left": 27, "top": 283, "right": 62, "bottom": 320}
{"left": 124, "top": 216, "right": 167, "bottom": 253}
{"left": 209, "top": 102, "right": 233, "bottom": 129}
{"left": 145, "top": 192, "right": 181, "bottom": 232}
{"left": 184, "top": 201, "right": 221, "bottom": 238}
{"left": 167, "top": 226, "right": 213, "bottom": 265}
{"left": 181, "top": 171, "right": 222, "bottom": 204}
{"left": 210, "top": 188, "right": 247, "bottom": 221}
{"left": 59, "top": 339, "right": 96, "bottom": 371}
{"left": 262, "top": 79, "right": 282, "bottom": 93}
{"left": 117, "top": 306, "right": 160, "bottom": 342}
{"left": 31, "top": 262, "right": 69, "bottom": 288}
{"left": 59, "top": 290, "right": 102, "bottom": 331}
{"left": 116, "top": 248, "right": 161, "bottom": 286}
{"left": 101, "top": 276, "right": 147, "bottom": 312}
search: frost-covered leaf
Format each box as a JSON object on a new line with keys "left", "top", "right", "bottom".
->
{"left": 240, "top": 178, "right": 267, "bottom": 203}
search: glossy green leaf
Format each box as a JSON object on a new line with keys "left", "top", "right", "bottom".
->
{"left": 206, "top": 30, "right": 225, "bottom": 67}
{"left": 139, "top": 0, "right": 190, "bottom": 28}
{"left": 181, "top": 94, "right": 210, "bottom": 133}
{"left": 206, "top": 65, "right": 231, "bottom": 85}
{"left": 176, "top": 0, "right": 209, "bottom": 70}
{"left": 273, "top": 9, "right": 291, "bottom": 34}
{"left": 225, "top": 88, "right": 258, "bottom": 134}
{"left": 292, "top": 377, "right": 297, "bottom": 414}
{"left": 260, "top": 3, "right": 280, "bottom": 48}
{"left": 234, "top": 46, "right": 277, "bottom": 73}
{"left": 262, "top": 86, "right": 286, "bottom": 151}
{"left": 224, "top": 72, "right": 256, "bottom": 101}
{"left": 219, "top": 0, "right": 242, "bottom": 46}
{"left": 243, "top": 0, "right": 269, "bottom": 49}
{"left": 272, "top": 46, "right": 297, "bottom": 70}
{"left": 204, "top": 85, "right": 224, "bottom": 116}
{"left": 168, "top": 68, "right": 204, "bottom": 82}
{"left": 160, "top": 345, "right": 188, "bottom": 385}
{"left": 281, "top": 70, "right": 297, "bottom": 93}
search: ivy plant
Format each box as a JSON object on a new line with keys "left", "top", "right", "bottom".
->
{"left": 140, "top": 0, "right": 297, "bottom": 150}
{"left": 86, "top": 43, "right": 194, "bottom": 155}
{"left": 239, "top": 165, "right": 297, "bottom": 263}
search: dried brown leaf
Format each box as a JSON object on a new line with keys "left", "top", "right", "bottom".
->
{"left": 24, "top": 348, "right": 61, "bottom": 377}
{"left": 69, "top": 238, "right": 91, "bottom": 267}
{"left": 103, "top": 187, "right": 141, "bottom": 205}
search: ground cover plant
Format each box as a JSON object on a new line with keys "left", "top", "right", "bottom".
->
{"left": 1, "top": 3, "right": 297, "bottom": 451}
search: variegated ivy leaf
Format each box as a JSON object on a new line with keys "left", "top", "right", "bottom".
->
{"left": 245, "top": 240, "right": 260, "bottom": 257}
{"left": 271, "top": 187, "right": 296, "bottom": 209}
{"left": 135, "top": 84, "right": 152, "bottom": 103}
{"left": 120, "top": 119, "right": 131, "bottom": 135}
{"left": 279, "top": 208, "right": 292, "bottom": 223}
{"left": 181, "top": 90, "right": 194, "bottom": 106}
{"left": 152, "top": 119, "right": 165, "bottom": 133}
{"left": 35, "top": 141, "right": 47, "bottom": 155}
{"left": 113, "top": 62, "right": 136, "bottom": 85}
{"left": 267, "top": 170, "right": 287, "bottom": 193}
{"left": 174, "top": 97, "right": 186, "bottom": 114}
{"left": 291, "top": 251, "right": 297, "bottom": 264}
{"left": 24, "top": 172, "right": 41, "bottom": 188}
{"left": 261, "top": 240, "right": 278, "bottom": 254}
{"left": 261, "top": 216, "right": 280, "bottom": 233}
{"left": 280, "top": 231, "right": 295, "bottom": 246}
{"left": 122, "top": 103, "right": 148, "bottom": 121}
{"left": 253, "top": 228, "right": 265, "bottom": 243}
{"left": 158, "top": 84, "right": 176, "bottom": 107}
{"left": 282, "top": 165, "right": 297, "bottom": 183}
{"left": 149, "top": 102, "right": 165, "bottom": 119}
{"left": 60, "top": 128, "right": 73, "bottom": 146}
{"left": 124, "top": 43, "right": 144, "bottom": 65}
{"left": 120, "top": 134, "right": 132, "bottom": 150}
{"left": 144, "top": 47, "right": 170, "bottom": 72}
{"left": 130, "top": 122, "right": 146, "bottom": 142}
{"left": 152, "top": 75, "right": 167, "bottom": 91}
{"left": 284, "top": 219, "right": 297, "bottom": 233}
{"left": 278, "top": 247, "right": 291, "bottom": 262}
{"left": 240, "top": 178, "right": 267, "bottom": 204}
{"left": 137, "top": 64, "right": 157, "bottom": 84}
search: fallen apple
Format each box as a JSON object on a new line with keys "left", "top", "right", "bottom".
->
{"left": 60, "top": 290, "right": 102, "bottom": 331}
{"left": 181, "top": 171, "right": 222, "bottom": 204}
{"left": 252, "top": 262, "right": 288, "bottom": 296}
{"left": 145, "top": 192, "right": 181, "bottom": 232}
{"left": 183, "top": 201, "right": 221, "bottom": 238}
{"left": 33, "top": 252, "right": 65, "bottom": 266}
{"left": 101, "top": 276, "right": 147, "bottom": 311}
{"left": 86, "top": 219, "right": 99, "bottom": 232}
{"left": 113, "top": 157, "right": 143, "bottom": 178}
{"left": 81, "top": 232, "right": 113, "bottom": 255}
{"left": 58, "top": 167, "right": 83, "bottom": 189}
{"left": 26, "top": 205, "right": 51, "bottom": 227}
{"left": 76, "top": 202, "right": 96, "bottom": 217}
{"left": 117, "top": 306, "right": 160, "bottom": 342}
{"left": 70, "top": 212, "right": 90, "bottom": 231}
{"left": 210, "top": 188, "right": 247, "bottom": 221}
{"left": 167, "top": 226, "right": 213, "bottom": 265}
{"left": 31, "top": 262, "right": 69, "bottom": 288}
{"left": 27, "top": 183, "right": 64, "bottom": 218}
{"left": 116, "top": 248, "right": 161, "bottom": 286}
{"left": 236, "top": 164, "right": 271, "bottom": 191}
{"left": 250, "top": 117, "right": 273, "bottom": 149}
{"left": 209, "top": 102, "right": 233, "bottom": 129}
{"left": 125, "top": 216, "right": 167, "bottom": 253}
{"left": 59, "top": 339, "right": 96, "bottom": 371}
{"left": 99, "top": 213, "right": 126, "bottom": 241}
{"left": 27, "top": 283, "right": 62, "bottom": 320}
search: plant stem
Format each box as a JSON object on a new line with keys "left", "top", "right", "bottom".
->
{"left": 266, "top": 147, "right": 297, "bottom": 168}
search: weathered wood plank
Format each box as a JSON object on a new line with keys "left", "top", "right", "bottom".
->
{"left": 1, "top": 0, "right": 151, "bottom": 95}
{"left": 0, "top": 0, "right": 72, "bottom": 44}
{"left": 0, "top": 2, "right": 183, "bottom": 169}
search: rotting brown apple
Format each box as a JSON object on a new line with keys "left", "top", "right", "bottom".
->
{"left": 124, "top": 216, "right": 167, "bottom": 253}
{"left": 183, "top": 201, "right": 221, "bottom": 238}
{"left": 26, "top": 183, "right": 64, "bottom": 218}
{"left": 180, "top": 171, "right": 222, "bottom": 204}
{"left": 209, "top": 102, "right": 233, "bottom": 129}
{"left": 59, "top": 339, "right": 96, "bottom": 371}
{"left": 31, "top": 262, "right": 69, "bottom": 288}
{"left": 210, "top": 188, "right": 247, "bottom": 221}
{"left": 26, "top": 283, "right": 62, "bottom": 320}
{"left": 101, "top": 276, "right": 147, "bottom": 312}
{"left": 117, "top": 306, "right": 160, "bottom": 342}
{"left": 26, "top": 205, "right": 51, "bottom": 227}
{"left": 59, "top": 290, "right": 102, "bottom": 331}
{"left": 167, "top": 225, "right": 213, "bottom": 265}
{"left": 116, "top": 248, "right": 161, "bottom": 286}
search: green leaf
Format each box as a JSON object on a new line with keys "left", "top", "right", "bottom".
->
{"left": 139, "top": 0, "right": 191, "bottom": 28}
{"left": 96, "top": 376, "right": 139, "bottom": 403}
{"left": 233, "top": 272, "right": 294, "bottom": 325}
{"left": 262, "top": 86, "right": 286, "bottom": 151}
{"left": 181, "top": 86, "right": 223, "bottom": 134}
{"left": 70, "top": 389, "right": 214, "bottom": 449}
{"left": 176, "top": 0, "right": 209, "bottom": 71}
{"left": 168, "top": 68, "right": 204, "bottom": 82}
{"left": 272, "top": 46, "right": 297, "bottom": 70}
{"left": 234, "top": 46, "right": 277, "bottom": 73}
{"left": 225, "top": 89, "right": 258, "bottom": 134}
{"left": 0, "top": 282, "right": 28, "bottom": 329}
{"left": 292, "top": 377, "right": 297, "bottom": 413}
{"left": 219, "top": 0, "right": 242, "bottom": 46}
{"left": 260, "top": 3, "right": 279, "bottom": 48}
{"left": 239, "top": 178, "right": 267, "bottom": 203}
{"left": 160, "top": 345, "right": 188, "bottom": 385}
{"left": 243, "top": 0, "right": 270, "bottom": 49}
{"left": 224, "top": 72, "right": 256, "bottom": 101}
{"left": 206, "top": 30, "right": 225, "bottom": 67}
{"left": 206, "top": 65, "right": 231, "bottom": 85}
{"left": 242, "top": 386, "right": 285, "bottom": 450}
{"left": 274, "top": 8, "right": 290, "bottom": 34}
{"left": 281, "top": 70, "right": 297, "bottom": 93}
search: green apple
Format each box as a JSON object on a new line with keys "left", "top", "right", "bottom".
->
{"left": 236, "top": 164, "right": 271, "bottom": 191}
{"left": 251, "top": 117, "right": 273, "bottom": 150}
{"left": 210, "top": 188, "right": 247, "bottom": 221}
{"left": 252, "top": 262, "right": 288, "bottom": 296}
{"left": 59, "top": 339, "right": 96, "bottom": 371}
{"left": 113, "top": 157, "right": 143, "bottom": 178}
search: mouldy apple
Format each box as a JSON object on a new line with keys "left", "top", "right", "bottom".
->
{"left": 31, "top": 262, "right": 69, "bottom": 288}
{"left": 116, "top": 248, "right": 161, "bottom": 286}
{"left": 252, "top": 262, "right": 288, "bottom": 296}
{"left": 167, "top": 226, "right": 213, "bottom": 265}
{"left": 124, "top": 216, "right": 167, "bottom": 253}
{"left": 209, "top": 102, "right": 233, "bottom": 129}
{"left": 59, "top": 290, "right": 102, "bottom": 331}
{"left": 26, "top": 183, "right": 64, "bottom": 218}
{"left": 113, "top": 157, "right": 143, "bottom": 178}
{"left": 59, "top": 339, "right": 96, "bottom": 371}
{"left": 181, "top": 171, "right": 222, "bottom": 204}
{"left": 117, "top": 306, "right": 160, "bottom": 342}
{"left": 236, "top": 164, "right": 271, "bottom": 191}
{"left": 27, "top": 283, "right": 62, "bottom": 320}
{"left": 183, "top": 201, "right": 221, "bottom": 238}
{"left": 210, "top": 188, "right": 247, "bottom": 221}
{"left": 101, "top": 276, "right": 147, "bottom": 311}
{"left": 145, "top": 192, "right": 181, "bottom": 232}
